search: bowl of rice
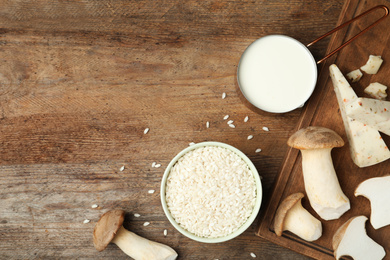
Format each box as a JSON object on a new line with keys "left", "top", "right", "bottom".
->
{"left": 160, "top": 141, "right": 262, "bottom": 243}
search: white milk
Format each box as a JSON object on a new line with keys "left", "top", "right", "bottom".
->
{"left": 238, "top": 35, "right": 317, "bottom": 113}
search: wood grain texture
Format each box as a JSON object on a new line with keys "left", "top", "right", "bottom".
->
{"left": 0, "top": 0, "right": 343, "bottom": 259}
{"left": 258, "top": 0, "right": 390, "bottom": 259}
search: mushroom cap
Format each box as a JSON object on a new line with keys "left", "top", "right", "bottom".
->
{"left": 93, "top": 209, "right": 125, "bottom": 251}
{"left": 274, "top": 192, "right": 304, "bottom": 236}
{"left": 287, "top": 126, "right": 344, "bottom": 150}
{"left": 332, "top": 216, "right": 356, "bottom": 251}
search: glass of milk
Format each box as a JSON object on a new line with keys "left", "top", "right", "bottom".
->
{"left": 237, "top": 5, "right": 389, "bottom": 113}
{"left": 237, "top": 35, "right": 317, "bottom": 113}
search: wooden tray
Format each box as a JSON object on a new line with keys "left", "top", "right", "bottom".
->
{"left": 256, "top": 0, "right": 390, "bottom": 259}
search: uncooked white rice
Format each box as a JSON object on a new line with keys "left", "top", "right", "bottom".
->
{"left": 189, "top": 142, "right": 196, "bottom": 146}
{"left": 91, "top": 204, "right": 98, "bottom": 209}
{"left": 155, "top": 163, "right": 161, "bottom": 168}
{"left": 206, "top": 121, "right": 210, "bottom": 128}
{"left": 247, "top": 135, "right": 253, "bottom": 140}
{"left": 262, "top": 126, "right": 269, "bottom": 132}
{"left": 227, "top": 120, "right": 234, "bottom": 125}
{"left": 244, "top": 116, "right": 249, "bottom": 122}
{"left": 143, "top": 222, "right": 150, "bottom": 226}
{"left": 148, "top": 189, "right": 155, "bottom": 194}
{"left": 228, "top": 124, "right": 235, "bottom": 128}
{"left": 83, "top": 219, "right": 90, "bottom": 224}
{"left": 134, "top": 213, "right": 141, "bottom": 217}
{"left": 165, "top": 146, "right": 257, "bottom": 238}
{"left": 255, "top": 148, "right": 262, "bottom": 153}
{"left": 250, "top": 252, "right": 257, "bottom": 258}
{"left": 144, "top": 128, "right": 150, "bottom": 134}
{"left": 222, "top": 92, "right": 226, "bottom": 99}
{"left": 119, "top": 165, "right": 125, "bottom": 172}
{"left": 223, "top": 115, "right": 229, "bottom": 120}
{"left": 164, "top": 229, "right": 168, "bottom": 236}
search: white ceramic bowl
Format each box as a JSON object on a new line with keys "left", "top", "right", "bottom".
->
{"left": 160, "top": 141, "right": 262, "bottom": 243}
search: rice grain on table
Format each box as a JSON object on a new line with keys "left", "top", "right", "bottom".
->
{"left": 144, "top": 128, "right": 150, "bottom": 134}
{"left": 206, "top": 121, "right": 210, "bottom": 128}
{"left": 244, "top": 116, "right": 249, "bottom": 122}
{"left": 227, "top": 120, "right": 234, "bottom": 125}
{"left": 165, "top": 146, "right": 257, "bottom": 238}
{"left": 223, "top": 115, "right": 229, "bottom": 120}
{"left": 134, "top": 213, "right": 141, "bottom": 217}
{"left": 222, "top": 92, "right": 226, "bottom": 99}
{"left": 255, "top": 148, "right": 262, "bottom": 153}
{"left": 228, "top": 124, "right": 235, "bottom": 128}
{"left": 262, "top": 126, "right": 269, "bottom": 131}
{"left": 247, "top": 135, "right": 253, "bottom": 140}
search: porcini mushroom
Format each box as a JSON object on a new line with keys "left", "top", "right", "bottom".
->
{"left": 93, "top": 209, "right": 178, "bottom": 260}
{"left": 332, "top": 216, "right": 386, "bottom": 260}
{"left": 287, "top": 126, "right": 350, "bottom": 220}
{"left": 274, "top": 192, "right": 322, "bottom": 241}
{"left": 355, "top": 175, "right": 390, "bottom": 229}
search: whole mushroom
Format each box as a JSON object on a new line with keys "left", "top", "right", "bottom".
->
{"left": 93, "top": 209, "right": 178, "bottom": 260}
{"left": 287, "top": 126, "right": 350, "bottom": 220}
{"left": 274, "top": 192, "right": 322, "bottom": 241}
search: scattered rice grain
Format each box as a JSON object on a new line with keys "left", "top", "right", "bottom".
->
{"left": 223, "top": 115, "right": 229, "bottom": 120}
{"left": 164, "top": 229, "right": 168, "bottom": 236}
{"left": 134, "top": 213, "right": 141, "bottom": 217}
{"left": 228, "top": 124, "right": 235, "bottom": 128}
{"left": 255, "top": 148, "right": 262, "bottom": 153}
{"left": 119, "top": 165, "right": 125, "bottom": 172}
{"left": 189, "top": 142, "right": 196, "bottom": 146}
{"left": 206, "top": 121, "right": 210, "bottom": 128}
{"left": 262, "top": 127, "right": 269, "bottom": 131}
{"left": 155, "top": 164, "right": 161, "bottom": 168}
{"left": 244, "top": 116, "right": 249, "bottom": 122}
{"left": 143, "top": 222, "right": 150, "bottom": 226}
{"left": 91, "top": 204, "right": 98, "bottom": 209}
{"left": 83, "top": 219, "right": 90, "bottom": 224}
{"left": 144, "top": 128, "right": 150, "bottom": 134}
{"left": 227, "top": 120, "right": 234, "bottom": 125}
{"left": 148, "top": 190, "right": 155, "bottom": 194}
{"left": 250, "top": 252, "right": 256, "bottom": 258}
{"left": 247, "top": 135, "right": 253, "bottom": 140}
{"left": 222, "top": 92, "right": 226, "bottom": 99}
{"left": 152, "top": 162, "right": 156, "bottom": 167}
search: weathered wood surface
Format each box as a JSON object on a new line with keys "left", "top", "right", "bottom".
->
{"left": 0, "top": 1, "right": 343, "bottom": 259}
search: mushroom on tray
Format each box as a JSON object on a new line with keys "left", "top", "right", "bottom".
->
{"left": 93, "top": 209, "right": 178, "bottom": 260}
{"left": 287, "top": 126, "right": 350, "bottom": 220}
{"left": 274, "top": 192, "right": 322, "bottom": 241}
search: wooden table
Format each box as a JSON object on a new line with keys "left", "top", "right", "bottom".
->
{"left": 0, "top": 1, "right": 344, "bottom": 259}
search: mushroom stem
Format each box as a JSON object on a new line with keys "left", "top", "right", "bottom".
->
{"left": 112, "top": 226, "right": 178, "bottom": 260}
{"left": 301, "top": 148, "right": 350, "bottom": 220}
{"left": 283, "top": 198, "right": 322, "bottom": 241}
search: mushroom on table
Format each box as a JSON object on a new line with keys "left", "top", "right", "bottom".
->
{"left": 274, "top": 192, "right": 322, "bottom": 241}
{"left": 287, "top": 126, "right": 350, "bottom": 220}
{"left": 93, "top": 209, "right": 178, "bottom": 260}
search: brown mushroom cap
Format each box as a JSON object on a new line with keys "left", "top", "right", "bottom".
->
{"left": 274, "top": 192, "right": 304, "bottom": 236}
{"left": 287, "top": 126, "right": 344, "bottom": 150}
{"left": 332, "top": 216, "right": 356, "bottom": 252}
{"left": 93, "top": 209, "right": 125, "bottom": 251}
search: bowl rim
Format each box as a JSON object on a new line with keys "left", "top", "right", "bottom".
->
{"left": 160, "top": 141, "right": 263, "bottom": 243}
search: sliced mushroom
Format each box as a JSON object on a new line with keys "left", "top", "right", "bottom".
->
{"left": 355, "top": 175, "right": 390, "bottom": 229}
{"left": 93, "top": 210, "right": 178, "bottom": 260}
{"left": 287, "top": 126, "right": 350, "bottom": 220}
{"left": 332, "top": 216, "right": 385, "bottom": 260}
{"left": 274, "top": 192, "right": 322, "bottom": 241}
